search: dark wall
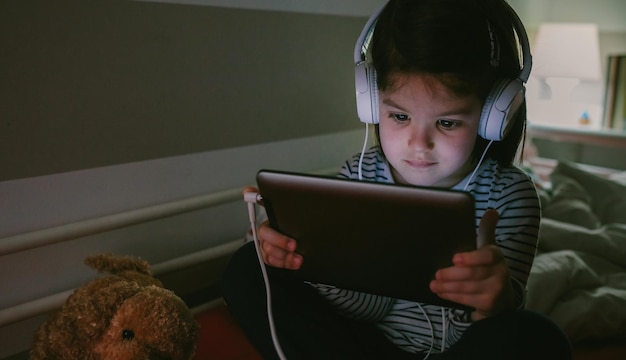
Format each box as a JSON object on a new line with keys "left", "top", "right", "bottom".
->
{"left": 0, "top": 0, "right": 365, "bottom": 181}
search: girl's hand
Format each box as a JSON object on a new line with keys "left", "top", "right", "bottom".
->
{"left": 244, "top": 187, "right": 303, "bottom": 270}
{"left": 257, "top": 221, "right": 303, "bottom": 269}
{"left": 429, "top": 209, "right": 515, "bottom": 321}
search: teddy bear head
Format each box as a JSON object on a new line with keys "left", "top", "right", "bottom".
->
{"left": 30, "top": 253, "right": 199, "bottom": 360}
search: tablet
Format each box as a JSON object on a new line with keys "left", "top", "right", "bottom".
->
{"left": 256, "top": 169, "right": 477, "bottom": 310}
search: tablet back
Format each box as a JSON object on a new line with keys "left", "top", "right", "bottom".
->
{"left": 256, "top": 169, "right": 476, "bottom": 310}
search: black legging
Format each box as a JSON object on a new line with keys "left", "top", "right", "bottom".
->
{"left": 221, "top": 242, "right": 572, "bottom": 360}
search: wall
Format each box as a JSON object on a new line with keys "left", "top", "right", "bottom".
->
{"left": 508, "top": 0, "right": 626, "bottom": 32}
{"left": 0, "top": 0, "right": 372, "bottom": 357}
{"left": 134, "top": 0, "right": 387, "bottom": 17}
{"left": 0, "top": 0, "right": 368, "bottom": 181}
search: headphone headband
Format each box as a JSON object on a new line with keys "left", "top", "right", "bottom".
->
{"left": 354, "top": 4, "right": 385, "bottom": 64}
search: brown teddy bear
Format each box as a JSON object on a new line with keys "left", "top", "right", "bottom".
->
{"left": 30, "top": 253, "right": 199, "bottom": 360}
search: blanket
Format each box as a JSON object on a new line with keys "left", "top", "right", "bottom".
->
{"left": 526, "top": 161, "right": 626, "bottom": 343}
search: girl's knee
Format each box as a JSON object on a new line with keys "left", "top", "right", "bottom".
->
{"left": 450, "top": 310, "right": 572, "bottom": 359}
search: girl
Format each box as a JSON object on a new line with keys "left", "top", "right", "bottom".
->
{"left": 222, "top": 0, "right": 572, "bottom": 358}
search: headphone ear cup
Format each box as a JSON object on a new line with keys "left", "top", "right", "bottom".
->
{"left": 478, "top": 78, "right": 525, "bottom": 141}
{"left": 355, "top": 62, "right": 380, "bottom": 124}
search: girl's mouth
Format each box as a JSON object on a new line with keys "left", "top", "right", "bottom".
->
{"left": 405, "top": 159, "right": 437, "bottom": 169}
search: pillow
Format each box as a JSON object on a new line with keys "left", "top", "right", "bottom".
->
{"left": 550, "top": 161, "right": 626, "bottom": 225}
{"left": 542, "top": 177, "right": 600, "bottom": 229}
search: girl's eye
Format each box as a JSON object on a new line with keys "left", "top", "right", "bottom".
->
{"left": 437, "top": 119, "right": 459, "bottom": 129}
{"left": 390, "top": 113, "right": 410, "bottom": 122}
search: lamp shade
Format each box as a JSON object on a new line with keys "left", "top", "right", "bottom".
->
{"left": 532, "top": 23, "right": 602, "bottom": 81}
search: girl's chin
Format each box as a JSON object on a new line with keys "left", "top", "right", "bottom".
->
{"left": 398, "top": 173, "right": 460, "bottom": 188}
{"left": 395, "top": 175, "right": 438, "bottom": 187}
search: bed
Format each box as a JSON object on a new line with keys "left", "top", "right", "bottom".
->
{"left": 524, "top": 158, "right": 626, "bottom": 345}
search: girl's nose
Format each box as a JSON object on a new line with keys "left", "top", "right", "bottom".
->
{"left": 408, "top": 125, "right": 434, "bottom": 152}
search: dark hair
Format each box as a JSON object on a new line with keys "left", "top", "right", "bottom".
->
{"left": 371, "top": 0, "right": 527, "bottom": 166}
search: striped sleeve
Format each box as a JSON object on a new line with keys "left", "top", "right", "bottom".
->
{"left": 471, "top": 163, "right": 541, "bottom": 285}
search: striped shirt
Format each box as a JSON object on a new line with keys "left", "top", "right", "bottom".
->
{"left": 311, "top": 147, "right": 541, "bottom": 355}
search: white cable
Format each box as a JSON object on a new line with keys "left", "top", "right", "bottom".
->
{"left": 431, "top": 140, "right": 492, "bottom": 355}
{"left": 463, "top": 140, "right": 494, "bottom": 192}
{"left": 413, "top": 302, "right": 435, "bottom": 359}
{"left": 245, "top": 193, "right": 287, "bottom": 360}
{"left": 357, "top": 122, "right": 370, "bottom": 181}
{"left": 435, "top": 141, "right": 493, "bottom": 356}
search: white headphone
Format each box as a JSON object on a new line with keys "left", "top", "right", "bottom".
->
{"left": 354, "top": 2, "right": 532, "bottom": 141}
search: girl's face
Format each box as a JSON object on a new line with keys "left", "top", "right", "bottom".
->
{"left": 379, "top": 74, "right": 482, "bottom": 188}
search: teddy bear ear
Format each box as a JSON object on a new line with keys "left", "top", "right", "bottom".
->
{"left": 85, "top": 253, "right": 152, "bottom": 276}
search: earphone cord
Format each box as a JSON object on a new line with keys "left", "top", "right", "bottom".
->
{"left": 357, "top": 122, "right": 370, "bottom": 181}
{"left": 245, "top": 196, "right": 288, "bottom": 360}
{"left": 437, "top": 141, "right": 493, "bottom": 354}
{"left": 463, "top": 140, "right": 494, "bottom": 192}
